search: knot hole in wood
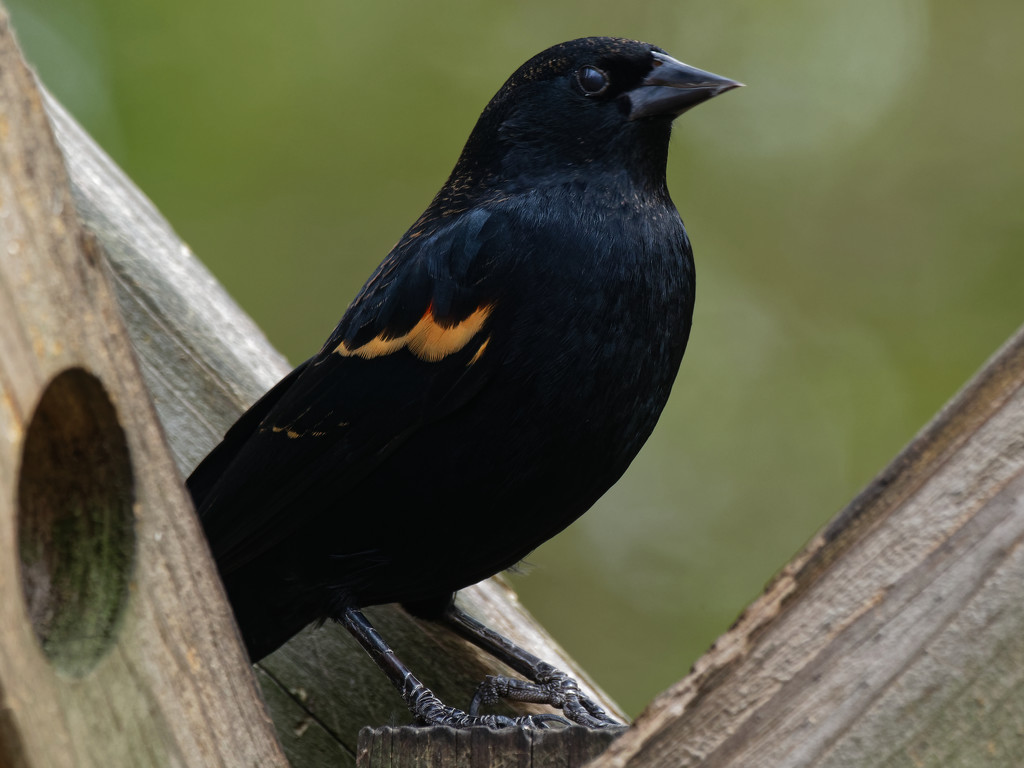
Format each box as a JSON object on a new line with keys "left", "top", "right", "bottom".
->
{"left": 16, "top": 367, "right": 136, "bottom": 677}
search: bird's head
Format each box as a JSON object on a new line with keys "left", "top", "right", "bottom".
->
{"left": 439, "top": 37, "right": 741, "bottom": 207}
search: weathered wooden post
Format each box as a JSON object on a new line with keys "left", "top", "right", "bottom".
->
{"left": 0, "top": 9, "right": 287, "bottom": 766}
{"left": 589, "top": 330, "right": 1024, "bottom": 766}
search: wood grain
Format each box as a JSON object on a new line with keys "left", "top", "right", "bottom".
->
{"left": 356, "top": 726, "right": 627, "bottom": 768}
{"left": 0, "top": 8, "right": 287, "bottom": 766}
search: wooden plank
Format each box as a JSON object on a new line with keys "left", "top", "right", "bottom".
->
{"left": 0, "top": 7, "right": 287, "bottom": 766}
{"left": 355, "top": 726, "right": 626, "bottom": 768}
{"left": 36, "top": 30, "right": 625, "bottom": 768}
{"left": 590, "top": 326, "right": 1024, "bottom": 766}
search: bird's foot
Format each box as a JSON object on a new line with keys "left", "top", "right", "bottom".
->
{"left": 470, "top": 663, "right": 620, "bottom": 728}
{"left": 409, "top": 685, "right": 569, "bottom": 728}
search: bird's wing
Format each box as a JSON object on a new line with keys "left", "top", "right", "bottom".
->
{"left": 186, "top": 358, "right": 313, "bottom": 511}
{"left": 190, "top": 208, "right": 506, "bottom": 573}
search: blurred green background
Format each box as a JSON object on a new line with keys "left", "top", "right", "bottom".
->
{"left": 10, "top": 0, "right": 1023, "bottom": 717}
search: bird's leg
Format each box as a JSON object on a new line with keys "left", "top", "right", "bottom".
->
{"left": 439, "top": 604, "right": 622, "bottom": 728}
{"left": 340, "top": 607, "right": 568, "bottom": 728}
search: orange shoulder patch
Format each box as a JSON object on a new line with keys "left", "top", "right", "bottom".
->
{"left": 334, "top": 304, "right": 494, "bottom": 362}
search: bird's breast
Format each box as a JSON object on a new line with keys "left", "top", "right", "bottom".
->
{"left": 475, "top": 188, "right": 694, "bottom": 476}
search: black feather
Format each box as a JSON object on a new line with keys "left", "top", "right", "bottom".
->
{"left": 189, "top": 36, "right": 737, "bottom": 667}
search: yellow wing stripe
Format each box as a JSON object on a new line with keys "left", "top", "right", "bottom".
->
{"left": 334, "top": 304, "right": 493, "bottom": 362}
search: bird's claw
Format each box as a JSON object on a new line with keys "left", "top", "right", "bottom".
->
{"left": 470, "top": 663, "right": 620, "bottom": 728}
{"left": 408, "top": 685, "right": 569, "bottom": 729}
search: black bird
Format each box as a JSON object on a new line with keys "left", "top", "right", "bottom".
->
{"left": 188, "top": 37, "right": 739, "bottom": 728}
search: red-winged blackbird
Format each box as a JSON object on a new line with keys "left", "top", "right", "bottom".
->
{"left": 189, "top": 37, "right": 739, "bottom": 728}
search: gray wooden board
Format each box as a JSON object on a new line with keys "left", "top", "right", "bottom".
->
{"left": 356, "top": 726, "right": 627, "bottom": 768}
{"left": 591, "top": 327, "right": 1024, "bottom": 766}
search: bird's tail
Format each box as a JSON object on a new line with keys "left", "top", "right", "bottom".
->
{"left": 219, "top": 563, "right": 321, "bottom": 662}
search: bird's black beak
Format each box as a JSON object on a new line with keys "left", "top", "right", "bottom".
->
{"left": 628, "top": 51, "right": 743, "bottom": 121}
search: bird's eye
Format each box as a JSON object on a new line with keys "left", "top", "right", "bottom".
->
{"left": 577, "top": 66, "right": 609, "bottom": 96}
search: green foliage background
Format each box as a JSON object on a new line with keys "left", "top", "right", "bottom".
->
{"left": 11, "top": 0, "right": 1023, "bottom": 717}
